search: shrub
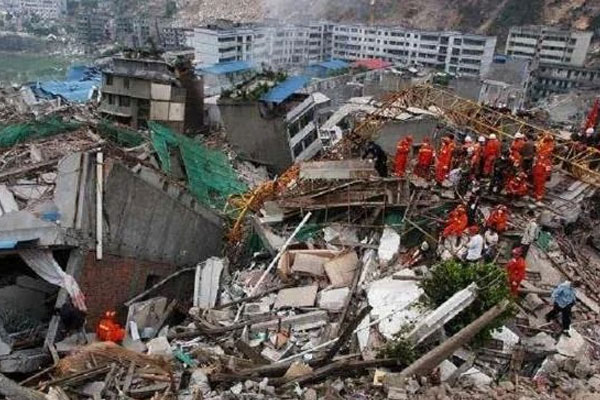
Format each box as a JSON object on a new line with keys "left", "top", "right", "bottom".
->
{"left": 420, "top": 259, "right": 515, "bottom": 346}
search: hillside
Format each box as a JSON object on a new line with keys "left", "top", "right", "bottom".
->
{"left": 176, "top": 0, "right": 600, "bottom": 37}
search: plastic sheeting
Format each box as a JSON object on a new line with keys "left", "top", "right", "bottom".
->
{"left": 19, "top": 249, "right": 87, "bottom": 311}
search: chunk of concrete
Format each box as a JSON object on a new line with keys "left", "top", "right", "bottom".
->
{"left": 126, "top": 297, "right": 167, "bottom": 337}
{"left": 146, "top": 336, "right": 172, "bottom": 359}
{"left": 491, "top": 326, "right": 520, "bottom": 353}
{"left": 318, "top": 287, "right": 350, "bottom": 312}
{"left": 557, "top": 329, "right": 588, "bottom": 358}
{"left": 378, "top": 227, "right": 400, "bottom": 266}
{"left": 438, "top": 360, "right": 458, "bottom": 382}
{"left": 250, "top": 311, "right": 329, "bottom": 332}
{"left": 461, "top": 367, "right": 492, "bottom": 387}
{"left": 523, "top": 293, "right": 545, "bottom": 312}
{"left": 324, "top": 251, "right": 359, "bottom": 288}
{"left": 291, "top": 253, "right": 329, "bottom": 277}
{"left": 275, "top": 285, "right": 318, "bottom": 309}
{"left": 194, "top": 257, "right": 225, "bottom": 309}
{"left": 523, "top": 332, "right": 556, "bottom": 353}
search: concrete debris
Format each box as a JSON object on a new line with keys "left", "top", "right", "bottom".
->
{"left": 324, "top": 251, "right": 359, "bottom": 288}
{"left": 318, "top": 287, "right": 350, "bottom": 312}
{"left": 194, "top": 257, "right": 226, "bottom": 309}
{"left": 274, "top": 285, "right": 318, "bottom": 309}
{"left": 378, "top": 227, "right": 401, "bottom": 266}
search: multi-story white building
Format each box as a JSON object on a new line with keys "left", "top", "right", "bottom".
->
{"left": 187, "top": 21, "right": 495, "bottom": 77}
{"left": 505, "top": 26, "right": 593, "bottom": 67}
{"left": 330, "top": 24, "right": 497, "bottom": 77}
{"left": 4, "top": 0, "right": 66, "bottom": 19}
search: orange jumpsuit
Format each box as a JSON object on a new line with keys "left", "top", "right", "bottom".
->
{"left": 506, "top": 172, "right": 528, "bottom": 197}
{"left": 435, "top": 139, "right": 455, "bottom": 183}
{"left": 509, "top": 138, "right": 524, "bottom": 168}
{"left": 415, "top": 141, "right": 434, "bottom": 178}
{"left": 96, "top": 311, "right": 126, "bottom": 343}
{"left": 532, "top": 157, "right": 552, "bottom": 201}
{"left": 486, "top": 207, "right": 509, "bottom": 232}
{"left": 483, "top": 138, "right": 501, "bottom": 176}
{"left": 537, "top": 135, "right": 554, "bottom": 162}
{"left": 470, "top": 143, "right": 483, "bottom": 177}
{"left": 442, "top": 206, "right": 468, "bottom": 237}
{"left": 506, "top": 256, "right": 526, "bottom": 296}
{"left": 394, "top": 137, "right": 413, "bottom": 177}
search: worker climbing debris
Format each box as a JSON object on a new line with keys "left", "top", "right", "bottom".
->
{"left": 483, "top": 133, "right": 501, "bottom": 176}
{"left": 546, "top": 281, "right": 581, "bottom": 336}
{"left": 486, "top": 205, "right": 509, "bottom": 233}
{"left": 442, "top": 204, "right": 468, "bottom": 238}
{"left": 394, "top": 135, "right": 413, "bottom": 177}
{"left": 435, "top": 135, "right": 455, "bottom": 184}
{"left": 363, "top": 141, "right": 388, "bottom": 177}
{"left": 414, "top": 137, "right": 435, "bottom": 179}
{"left": 505, "top": 247, "right": 527, "bottom": 297}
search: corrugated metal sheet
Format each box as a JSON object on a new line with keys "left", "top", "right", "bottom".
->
{"left": 198, "top": 61, "right": 253, "bottom": 75}
{"left": 261, "top": 76, "right": 311, "bottom": 104}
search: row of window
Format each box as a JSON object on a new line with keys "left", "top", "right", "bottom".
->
{"left": 292, "top": 129, "right": 318, "bottom": 158}
{"left": 105, "top": 94, "right": 130, "bottom": 107}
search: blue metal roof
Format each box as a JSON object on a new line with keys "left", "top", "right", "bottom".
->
{"left": 198, "top": 61, "right": 254, "bottom": 75}
{"left": 318, "top": 59, "right": 348, "bottom": 70}
{"left": 33, "top": 66, "right": 101, "bottom": 103}
{"left": 261, "top": 76, "right": 311, "bottom": 104}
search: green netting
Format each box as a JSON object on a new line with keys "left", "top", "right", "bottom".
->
{"left": 97, "top": 120, "right": 145, "bottom": 148}
{"left": 148, "top": 122, "right": 247, "bottom": 209}
{"left": 0, "top": 117, "right": 80, "bottom": 148}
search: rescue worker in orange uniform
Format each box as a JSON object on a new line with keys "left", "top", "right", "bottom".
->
{"left": 414, "top": 138, "right": 435, "bottom": 179}
{"left": 537, "top": 134, "right": 555, "bottom": 162}
{"left": 435, "top": 136, "right": 455, "bottom": 184}
{"left": 486, "top": 205, "right": 509, "bottom": 233}
{"left": 532, "top": 156, "right": 552, "bottom": 201}
{"left": 483, "top": 134, "right": 501, "bottom": 176}
{"left": 506, "top": 247, "right": 527, "bottom": 297}
{"left": 394, "top": 136, "right": 413, "bottom": 177}
{"left": 96, "top": 311, "right": 126, "bottom": 343}
{"left": 506, "top": 171, "right": 529, "bottom": 198}
{"left": 509, "top": 132, "right": 525, "bottom": 170}
{"left": 442, "top": 204, "right": 468, "bottom": 238}
{"left": 470, "top": 136, "right": 485, "bottom": 178}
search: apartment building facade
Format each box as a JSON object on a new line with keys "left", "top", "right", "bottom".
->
{"left": 530, "top": 63, "right": 600, "bottom": 101}
{"left": 330, "top": 25, "right": 496, "bottom": 77}
{"left": 3, "top": 0, "right": 66, "bottom": 19}
{"left": 187, "top": 22, "right": 495, "bottom": 77}
{"left": 505, "top": 26, "right": 593, "bottom": 67}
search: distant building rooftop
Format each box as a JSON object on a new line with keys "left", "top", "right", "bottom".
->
{"left": 198, "top": 61, "right": 254, "bottom": 75}
{"left": 261, "top": 76, "right": 311, "bottom": 104}
{"left": 352, "top": 59, "right": 393, "bottom": 70}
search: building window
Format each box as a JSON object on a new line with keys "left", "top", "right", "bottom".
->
{"left": 105, "top": 75, "right": 113, "bottom": 86}
{"left": 293, "top": 142, "right": 303, "bottom": 157}
{"left": 119, "top": 96, "right": 130, "bottom": 107}
{"left": 123, "top": 78, "right": 130, "bottom": 89}
{"left": 107, "top": 94, "right": 114, "bottom": 105}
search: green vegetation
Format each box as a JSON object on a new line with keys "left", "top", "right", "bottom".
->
{"left": 378, "top": 326, "right": 418, "bottom": 364}
{"left": 420, "top": 260, "right": 515, "bottom": 347}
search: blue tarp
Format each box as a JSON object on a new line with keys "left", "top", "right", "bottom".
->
{"left": 198, "top": 61, "right": 254, "bottom": 75}
{"left": 0, "top": 241, "right": 17, "bottom": 249}
{"left": 261, "top": 76, "right": 311, "bottom": 104}
{"left": 33, "top": 66, "right": 101, "bottom": 103}
{"left": 318, "top": 59, "right": 349, "bottom": 70}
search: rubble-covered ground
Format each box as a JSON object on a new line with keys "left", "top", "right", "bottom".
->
{"left": 2, "top": 80, "right": 600, "bottom": 400}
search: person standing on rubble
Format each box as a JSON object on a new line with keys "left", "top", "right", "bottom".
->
{"left": 483, "top": 134, "right": 501, "bottom": 176}
{"left": 486, "top": 205, "right": 509, "bottom": 233}
{"left": 489, "top": 151, "right": 510, "bottom": 194}
{"left": 414, "top": 138, "right": 435, "bottom": 179}
{"left": 435, "top": 135, "right": 455, "bottom": 184}
{"left": 537, "top": 134, "right": 555, "bottom": 162}
{"left": 363, "top": 141, "right": 388, "bottom": 177}
{"left": 461, "top": 225, "right": 483, "bottom": 263}
{"left": 470, "top": 136, "right": 485, "bottom": 178}
{"left": 546, "top": 280, "right": 581, "bottom": 336}
{"left": 442, "top": 204, "right": 468, "bottom": 238}
{"left": 506, "top": 247, "right": 527, "bottom": 297}
{"left": 483, "top": 228, "right": 499, "bottom": 262}
{"left": 394, "top": 136, "right": 413, "bottom": 177}
{"left": 521, "top": 210, "right": 540, "bottom": 255}
{"left": 532, "top": 155, "right": 552, "bottom": 202}
{"left": 520, "top": 134, "right": 537, "bottom": 174}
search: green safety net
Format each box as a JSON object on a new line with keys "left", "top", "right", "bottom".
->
{"left": 97, "top": 120, "right": 145, "bottom": 148}
{"left": 148, "top": 122, "right": 247, "bottom": 210}
{"left": 0, "top": 117, "right": 80, "bottom": 148}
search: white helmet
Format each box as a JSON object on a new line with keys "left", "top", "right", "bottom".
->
{"left": 490, "top": 134, "right": 497, "bottom": 140}
{"left": 515, "top": 132, "right": 524, "bottom": 139}
{"left": 464, "top": 136, "right": 473, "bottom": 143}
{"left": 478, "top": 136, "right": 486, "bottom": 143}
{"left": 586, "top": 128, "right": 595, "bottom": 135}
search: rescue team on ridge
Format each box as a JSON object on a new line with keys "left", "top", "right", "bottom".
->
{"left": 363, "top": 131, "right": 577, "bottom": 337}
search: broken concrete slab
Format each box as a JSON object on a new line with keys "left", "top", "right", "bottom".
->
{"left": 291, "top": 253, "right": 329, "bottom": 277}
{"left": 0, "top": 185, "right": 18, "bottom": 215}
{"left": 0, "top": 348, "right": 50, "bottom": 373}
{"left": 278, "top": 250, "right": 341, "bottom": 280}
{"left": 557, "top": 328, "right": 588, "bottom": 358}
{"left": 461, "top": 367, "right": 492, "bottom": 387}
{"left": 406, "top": 283, "right": 477, "bottom": 346}
{"left": 146, "top": 336, "right": 173, "bottom": 359}
{"left": 366, "top": 276, "right": 424, "bottom": 340}
{"left": 490, "top": 326, "right": 520, "bottom": 353}
{"left": 324, "top": 251, "right": 359, "bottom": 288}
{"left": 250, "top": 311, "right": 329, "bottom": 332}
{"left": 194, "top": 257, "right": 225, "bottom": 309}
{"left": 126, "top": 297, "right": 167, "bottom": 338}
{"left": 299, "top": 160, "right": 376, "bottom": 180}
{"left": 274, "top": 285, "right": 318, "bottom": 309}
{"left": 378, "top": 227, "right": 400, "bottom": 266}
{"left": 0, "top": 322, "right": 13, "bottom": 356}
{"left": 318, "top": 287, "right": 350, "bottom": 312}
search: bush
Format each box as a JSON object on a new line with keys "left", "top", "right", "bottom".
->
{"left": 420, "top": 259, "right": 515, "bottom": 347}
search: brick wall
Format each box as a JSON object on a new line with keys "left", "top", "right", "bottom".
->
{"left": 79, "top": 251, "right": 195, "bottom": 326}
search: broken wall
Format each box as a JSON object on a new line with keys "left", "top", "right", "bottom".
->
{"left": 219, "top": 100, "right": 293, "bottom": 174}
{"left": 79, "top": 252, "right": 193, "bottom": 326}
{"left": 376, "top": 118, "right": 439, "bottom": 154}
